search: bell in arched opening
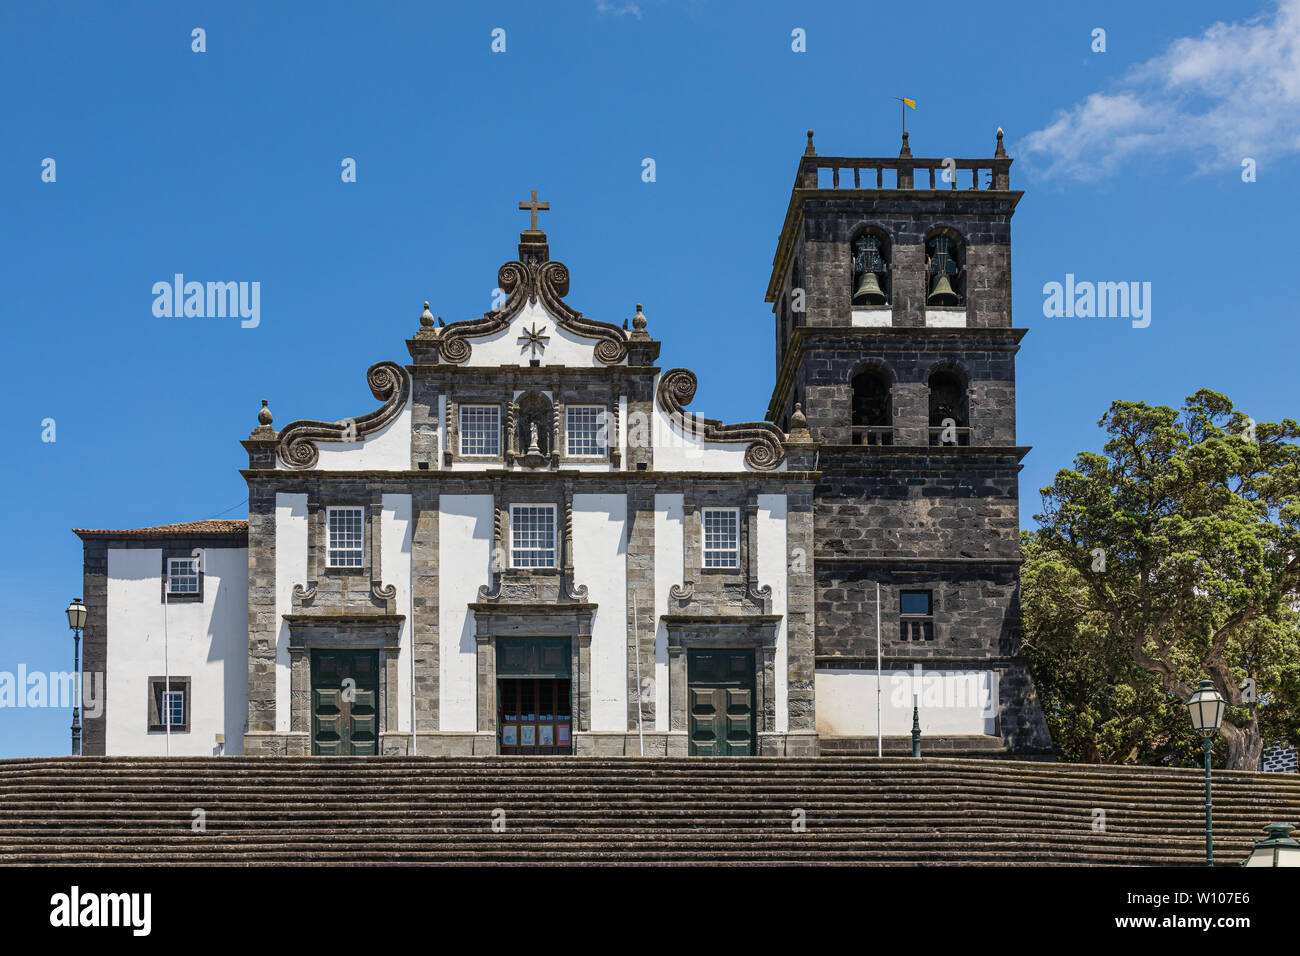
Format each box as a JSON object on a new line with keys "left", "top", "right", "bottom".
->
{"left": 851, "top": 234, "right": 889, "bottom": 306}
{"left": 926, "top": 235, "right": 962, "bottom": 306}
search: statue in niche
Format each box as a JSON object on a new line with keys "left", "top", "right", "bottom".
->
{"left": 516, "top": 391, "right": 552, "bottom": 468}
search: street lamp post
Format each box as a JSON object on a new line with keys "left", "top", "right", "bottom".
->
{"left": 1186, "top": 679, "right": 1226, "bottom": 867}
{"left": 65, "top": 598, "right": 87, "bottom": 756}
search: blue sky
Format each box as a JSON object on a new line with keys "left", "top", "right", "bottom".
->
{"left": 1, "top": 0, "right": 1293, "bottom": 755}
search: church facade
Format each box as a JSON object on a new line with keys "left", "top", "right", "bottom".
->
{"left": 75, "top": 132, "right": 1053, "bottom": 758}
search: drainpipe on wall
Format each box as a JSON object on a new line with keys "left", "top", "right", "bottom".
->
{"left": 163, "top": 571, "right": 171, "bottom": 758}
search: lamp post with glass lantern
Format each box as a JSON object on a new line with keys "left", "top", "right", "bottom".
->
{"left": 1186, "top": 679, "right": 1226, "bottom": 866}
{"left": 65, "top": 598, "right": 87, "bottom": 756}
{"left": 1242, "top": 823, "right": 1300, "bottom": 867}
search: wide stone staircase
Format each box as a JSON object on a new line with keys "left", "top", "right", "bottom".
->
{"left": 1, "top": 756, "right": 1297, "bottom": 865}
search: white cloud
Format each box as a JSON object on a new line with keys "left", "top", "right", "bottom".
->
{"left": 596, "top": 0, "right": 643, "bottom": 17}
{"left": 1020, "top": 1, "right": 1300, "bottom": 180}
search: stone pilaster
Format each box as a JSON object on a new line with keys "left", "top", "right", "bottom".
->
{"left": 625, "top": 482, "right": 656, "bottom": 730}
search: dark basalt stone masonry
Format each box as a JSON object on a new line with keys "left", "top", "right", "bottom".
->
{"left": 765, "top": 130, "right": 1052, "bottom": 754}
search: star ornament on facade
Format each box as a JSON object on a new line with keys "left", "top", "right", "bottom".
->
{"left": 517, "top": 322, "right": 550, "bottom": 358}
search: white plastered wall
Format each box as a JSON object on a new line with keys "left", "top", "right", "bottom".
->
{"left": 649, "top": 374, "right": 786, "bottom": 473}
{"left": 572, "top": 494, "right": 628, "bottom": 731}
{"left": 105, "top": 547, "right": 248, "bottom": 755}
{"left": 455, "top": 299, "right": 626, "bottom": 368}
{"left": 276, "top": 395, "right": 412, "bottom": 471}
{"left": 815, "top": 669, "right": 998, "bottom": 736}
{"left": 274, "top": 493, "right": 308, "bottom": 732}
{"left": 438, "top": 495, "right": 493, "bottom": 731}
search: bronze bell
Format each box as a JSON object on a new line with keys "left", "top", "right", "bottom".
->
{"left": 852, "top": 271, "right": 887, "bottom": 306}
{"left": 928, "top": 273, "right": 959, "bottom": 306}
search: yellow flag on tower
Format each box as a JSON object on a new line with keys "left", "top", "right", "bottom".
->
{"left": 898, "top": 97, "right": 916, "bottom": 108}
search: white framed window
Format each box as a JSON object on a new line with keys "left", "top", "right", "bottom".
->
{"left": 510, "top": 504, "right": 557, "bottom": 568}
{"left": 459, "top": 404, "right": 501, "bottom": 456}
{"left": 164, "top": 689, "right": 186, "bottom": 727}
{"left": 702, "top": 508, "right": 740, "bottom": 569}
{"left": 166, "top": 557, "right": 199, "bottom": 595}
{"left": 149, "top": 677, "right": 190, "bottom": 732}
{"left": 327, "top": 507, "right": 365, "bottom": 568}
{"left": 565, "top": 405, "right": 608, "bottom": 457}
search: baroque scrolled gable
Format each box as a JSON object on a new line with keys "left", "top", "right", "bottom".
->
{"left": 275, "top": 361, "right": 410, "bottom": 469}
{"left": 437, "top": 256, "right": 628, "bottom": 366}
{"left": 656, "top": 368, "right": 788, "bottom": 470}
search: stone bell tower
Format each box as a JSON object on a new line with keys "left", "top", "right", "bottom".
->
{"left": 765, "top": 129, "right": 1052, "bottom": 755}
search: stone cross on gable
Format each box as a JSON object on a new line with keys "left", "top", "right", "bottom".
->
{"left": 518, "top": 190, "right": 550, "bottom": 231}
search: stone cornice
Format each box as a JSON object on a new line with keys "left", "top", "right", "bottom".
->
{"left": 815, "top": 654, "right": 1030, "bottom": 668}
{"left": 814, "top": 555, "right": 1023, "bottom": 565}
{"left": 241, "top": 469, "right": 822, "bottom": 484}
{"left": 468, "top": 602, "right": 597, "bottom": 615}
{"left": 283, "top": 613, "right": 406, "bottom": 625}
{"left": 815, "top": 444, "right": 1032, "bottom": 464}
{"left": 661, "top": 614, "right": 784, "bottom": 626}
{"left": 403, "top": 363, "right": 662, "bottom": 381}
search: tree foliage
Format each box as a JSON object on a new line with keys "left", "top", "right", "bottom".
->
{"left": 1026, "top": 390, "right": 1300, "bottom": 770}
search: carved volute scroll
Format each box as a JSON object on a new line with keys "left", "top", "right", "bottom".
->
{"left": 656, "top": 368, "right": 787, "bottom": 470}
{"left": 745, "top": 501, "right": 773, "bottom": 613}
{"left": 277, "top": 362, "right": 410, "bottom": 469}
{"left": 438, "top": 255, "right": 628, "bottom": 366}
{"left": 478, "top": 491, "right": 506, "bottom": 601}
{"left": 368, "top": 500, "right": 396, "bottom": 612}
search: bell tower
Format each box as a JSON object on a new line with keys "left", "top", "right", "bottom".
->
{"left": 766, "top": 129, "right": 1052, "bottom": 754}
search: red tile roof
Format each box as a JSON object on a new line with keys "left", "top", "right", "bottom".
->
{"left": 73, "top": 520, "right": 249, "bottom": 538}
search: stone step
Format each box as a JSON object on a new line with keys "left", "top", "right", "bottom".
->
{"left": 4, "top": 756, "right": 1291, "bottom": 865}
{"left": 0, "top": 852, "right": 1201, "bottom": 865}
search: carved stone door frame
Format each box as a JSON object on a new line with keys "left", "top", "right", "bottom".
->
{"left": 467, "top": 603, "right": 595, "bottom": 747}
{"left": 661, "top": 614, "right": 781, "bottom": 735}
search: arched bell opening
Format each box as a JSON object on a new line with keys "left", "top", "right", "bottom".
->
{"left": 924, "top": 229, "right": 966, "bottom": 307}
{"left": 850, "top": 229, "right": 891, "bottom": 307}
{"left": 927, "top": 364, "right": 970, "bottom": 446}
{"left": 851, "top": 364, "right": 893, "bottom": 445}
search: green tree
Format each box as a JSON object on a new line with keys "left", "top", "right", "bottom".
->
{"left": 1021, "top": 531, "right": 1199, "bottom": 765}
{"left": 1030, "top": 390, "right": 1300, "bottom": 770}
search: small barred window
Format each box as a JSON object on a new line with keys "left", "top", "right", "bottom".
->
{"left": 327, "top": 507, "right": 365, "bottom": 568}
{"left": 459, "top": 405, "right": 501, "bottom": 456}
{"left": 702, "top": 508, "right": 740, "bottom": 568}
{"left": 565, "top": 406, "right": 607, "bottom": 457}
{"left": 166, "top": 558, "right": 199, "bottom": 595}
{"left": 511, "top": 505, "right": 557, "bottom": 568}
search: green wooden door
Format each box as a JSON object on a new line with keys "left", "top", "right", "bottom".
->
{"left": 688, "top": 650, "right": 755, "bottom": 756}
{"left": 311, "top": 650, "right": 379, "bottom": 756}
